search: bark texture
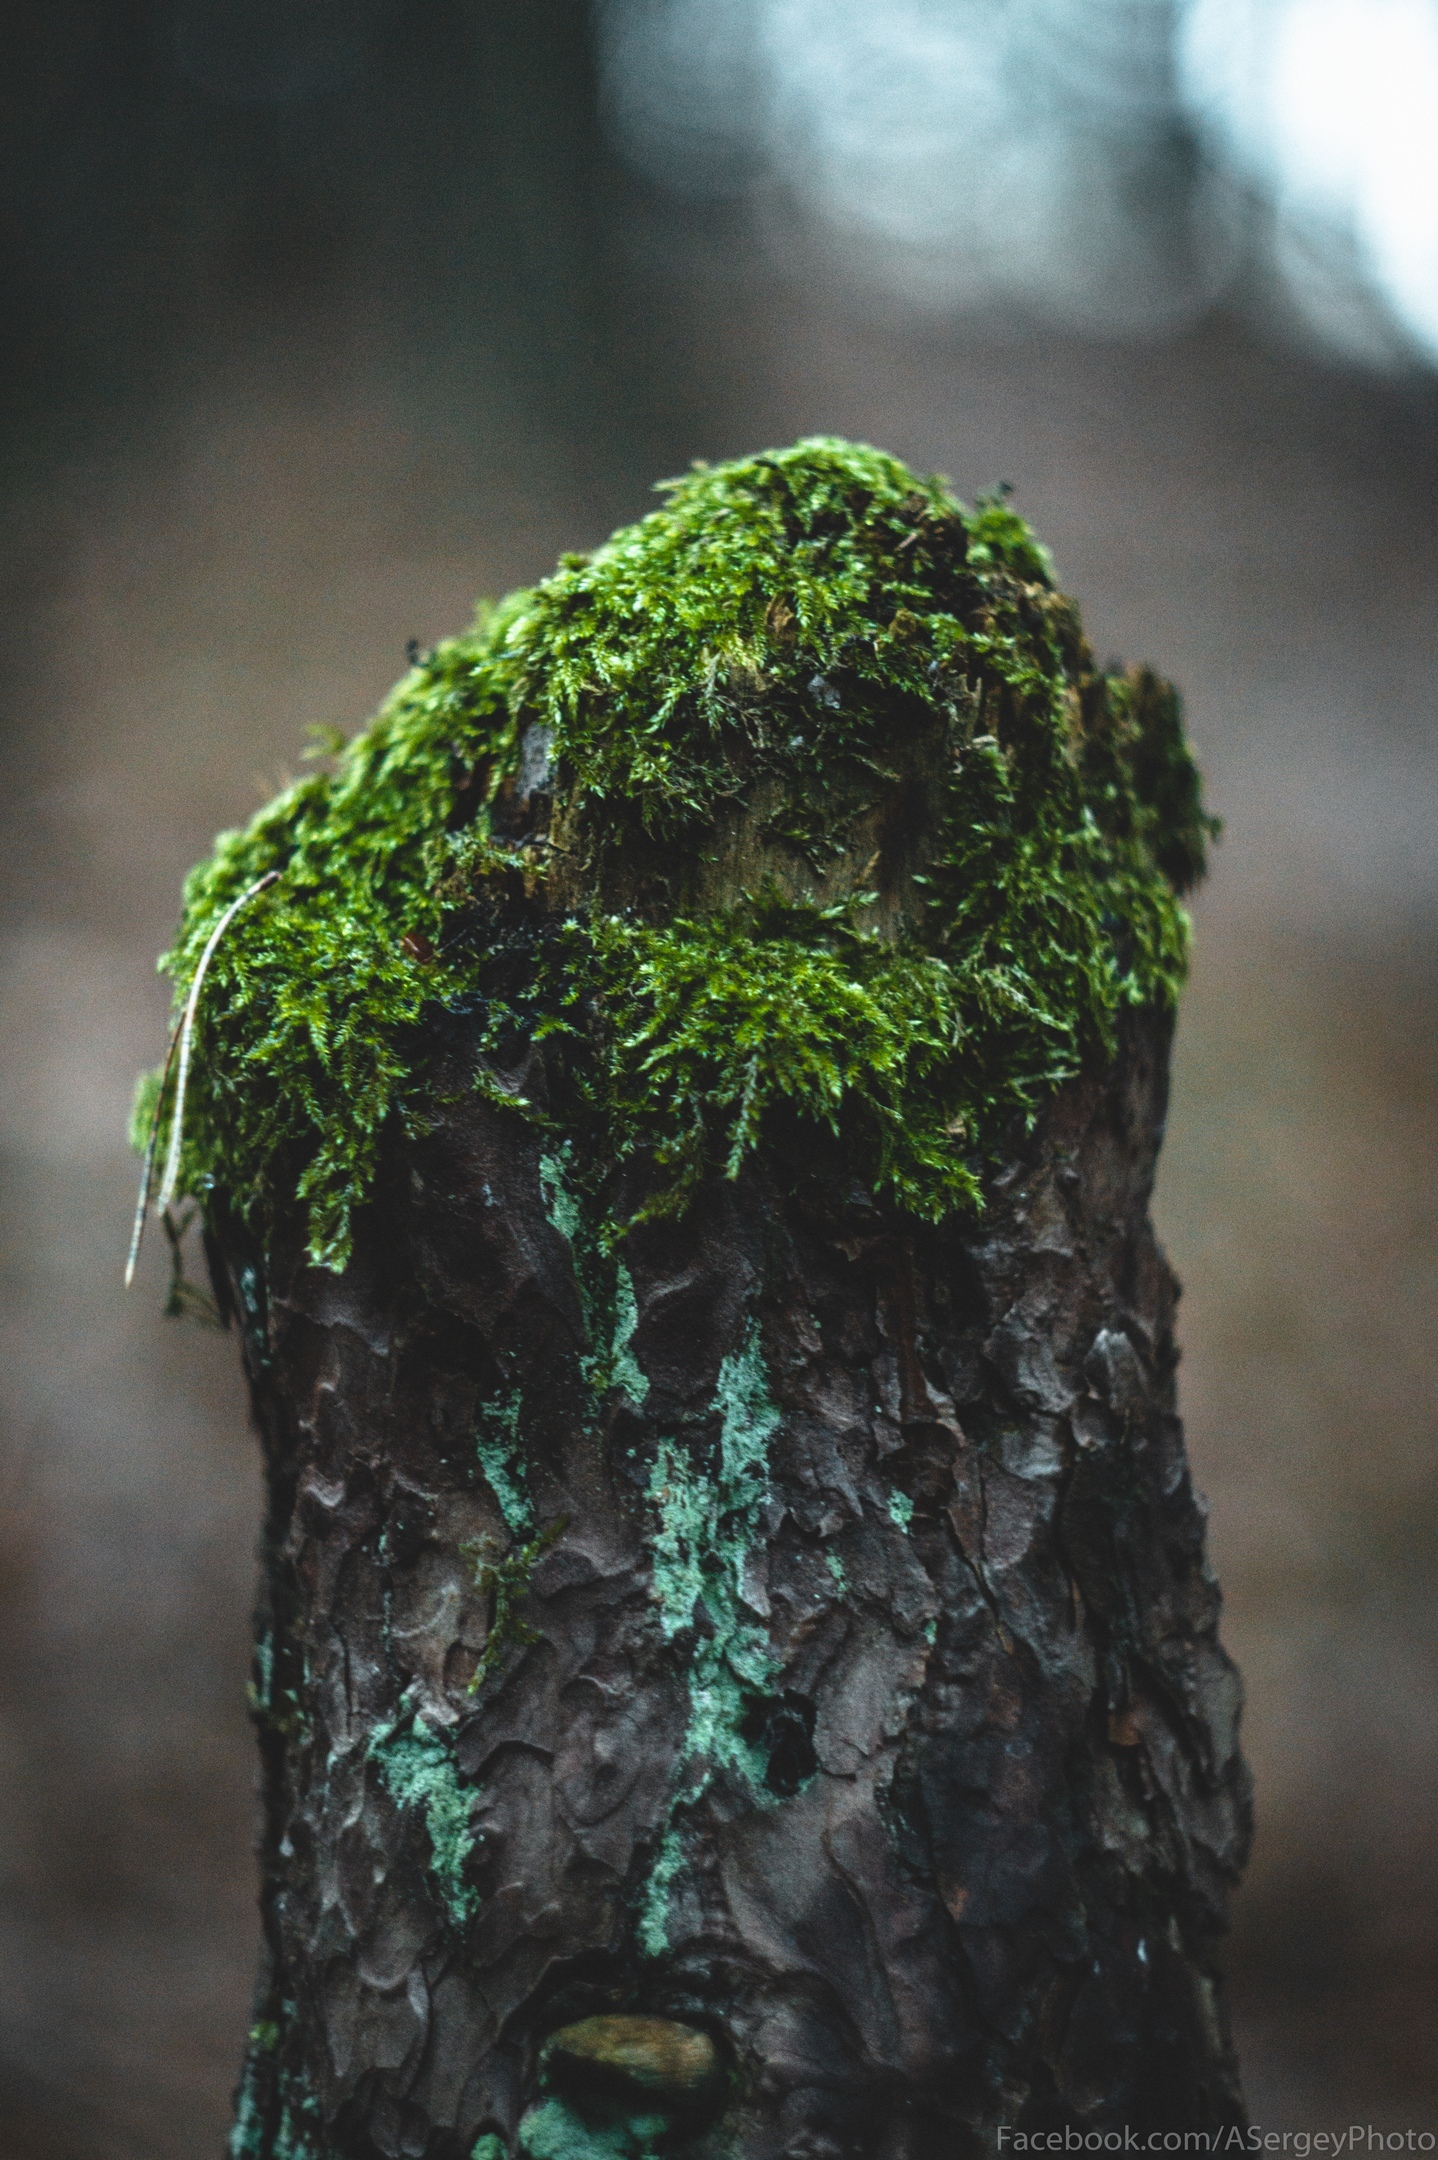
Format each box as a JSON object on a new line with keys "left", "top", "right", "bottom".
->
{"left": 216, "top": 1002, "right": 1250, "bottom": 2160}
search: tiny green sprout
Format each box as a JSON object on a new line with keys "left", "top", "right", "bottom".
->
{"left": 301, "top": 724, "right": 349, "bottom": 764}
{"left": 464, "top": 1516, "right": 567, "bottom": 1690}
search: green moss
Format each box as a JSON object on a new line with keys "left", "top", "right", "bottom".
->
{"left": 888, "top": 1490, "right": 914, "bottom": 1531}
{"left": 145, "top": 609, "right": 529, "bottom": 1269}
{"left": 369, "top": 1714, "right": 478, "bottom": 1924}
{"left": 465, "top": 1514, "right": 566, "bottom": 1689}
{"left": 559, "top": 894, "right": 978, "bottom": 1226}
{"left": 141, "top": 436, "right": 1213, "bottom": 1271}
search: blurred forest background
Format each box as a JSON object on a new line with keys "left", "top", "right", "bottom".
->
{"left": 1, "top": 3, "right": 1435, "bottom": 2152}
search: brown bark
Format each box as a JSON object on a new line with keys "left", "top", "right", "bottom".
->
{"left": 213, "top": 998, "right": 1250, "bottom": 2159}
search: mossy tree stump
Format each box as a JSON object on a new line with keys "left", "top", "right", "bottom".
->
{"left": 141, "top": 442, "right": 1250, "bottom": 2157}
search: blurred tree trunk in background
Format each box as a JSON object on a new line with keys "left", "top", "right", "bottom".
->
{"left": 215, "top": 1000, "right": 1250, "bottom": 2159}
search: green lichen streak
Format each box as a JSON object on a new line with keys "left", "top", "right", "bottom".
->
{"left": 640, "top": 1323, "right": 783, "bottom": 1955}
{"left": 518, "top": 2096, "right": 671, "bottom": 2160}
{"left": 369, "top": 1714, "right": 478, "bottom": 1925}
{"left": 539, "top": 1148, "right": 652, "bottom": 1400}
{"left": 230, "top": 2011, "right": 326, "bottom": 2160}
{"left": 475, "top": 1387, "right": 531, "bottom": 1534}
{"left": 142, "top": 436, "right": 1213, "bottom": 1270}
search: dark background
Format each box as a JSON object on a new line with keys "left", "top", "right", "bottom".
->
{"left": 1, "top": 5, "right": 1435, "bottom": 2152}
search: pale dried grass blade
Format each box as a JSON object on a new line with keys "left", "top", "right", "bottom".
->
{"left": 125, "top": 868, "right": 279, "bottom": 1286}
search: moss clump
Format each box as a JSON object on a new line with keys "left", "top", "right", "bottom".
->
{"left": 142, "top": 436, "right": 1214, "bottom": 1269}
{"left": 557, "top": 897, "right": 972, "bottom": 1223}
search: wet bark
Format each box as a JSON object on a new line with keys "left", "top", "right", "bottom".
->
{"left": 213, "top": 996, "right": 1250, "bottom": 2160}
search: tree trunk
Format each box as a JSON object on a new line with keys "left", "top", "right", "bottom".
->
{"left": 151, "top": 440, "right": 1248, "bottom": 2156}
{"left": 215, "top": 1000, "right": 1249, "bottom": 2160}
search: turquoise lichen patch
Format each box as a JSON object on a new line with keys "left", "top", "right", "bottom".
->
{"left": 539, "top": 1147, "right": 585, "bottom": 1248}
{"left": 609, "top": 1265, "right": 649, "bottom": 1406}
{"left": 230, "top": 2047, "right": 325, "bottom": 2160}
{"left": 647, "top": 1324, "right": 780, "bottom": 1688}
{"left": 256, "top": 1674, "right": 305, "bottom": 1746}
{"left": 641, "top": 1322, "right": 783, "bottom": 1954}
{"left": 637, "top": 1825, "right": 689, "bottom": 1962}
{"left": 475, "top": 1388, "right": 531, "bottom": 1534}
{"left": 247, "top": 1626, "right": 275, "bottom": 1715}
{"left": 369, "top": 1713, "right": 478, "bottom": 1924}
{"left": 140, "top": 436, "right": 1214, "bottom": 1271}
{"left": 888, "top": 1489, "right": 915, "bottom": 1531}
{"left": 229, "top": 2055, "right": 266, "bottom": 2159}
{"left": 518, "top": 2097, "right": 671, "bottom": 2160}
{"left": 539, "top": 1153, "right": 649, "bottom": 1402}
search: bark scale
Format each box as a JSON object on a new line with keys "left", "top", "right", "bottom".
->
{"left": 215, "top": 1002, "right": 1250, "bottom": 2159}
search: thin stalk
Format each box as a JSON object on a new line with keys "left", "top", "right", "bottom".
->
{"left": 125, "top": 869, "right": 280, "bottom": 1286}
